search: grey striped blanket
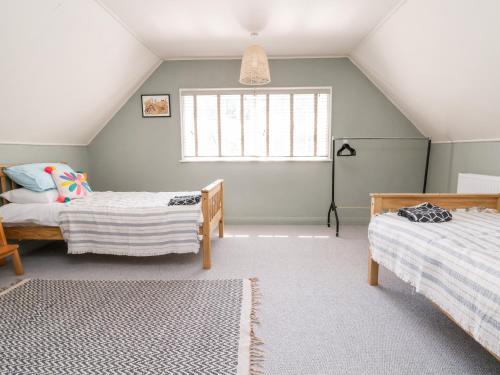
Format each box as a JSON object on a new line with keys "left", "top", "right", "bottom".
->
{"left": 368, "top": 210, "right": 500, "bottom": 357}
{"left": 59, "top": 192, "right": 202, "bottom": 256}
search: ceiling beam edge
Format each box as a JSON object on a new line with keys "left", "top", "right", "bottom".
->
{"left": 86, "top": 58, "right": 163, "bottom": 145}
{"left": 348, "top": 0, "right": 408, "bottom": 56}
{"left": 93, "top": 0, "right": 162, "bottom": 59}
{"left": 347, "top": 56, "right": 430, "bottom": 139}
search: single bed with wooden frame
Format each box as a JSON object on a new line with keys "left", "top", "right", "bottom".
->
{"left": 0, "top": 164, "right": 224, "bottom": 270}
{"left": 368, "top": 193, "right": 500, "bottom": 360}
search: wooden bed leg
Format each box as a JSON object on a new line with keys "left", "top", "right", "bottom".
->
{"left": 201, "top": 188, "right": 211, "bottom": 270}
{"left": 198, "top": 223, "right": 211, "bottom": 270}
{"left": 200, "top": 179, "right": 224, "bottom": 270}
{"left": 368, "top": 251, "right": 379, "bottom": 286}
{"left": 218, "top": 221, "right": 224, "bottom": 238}
{"left": 218, "top": 181, "right": 224, "bottom": 238}
{"left": 202, "top": 233, "right": 211, "bottom": 270}
{"left": 0, "top": 219, "right": 7, "bottom": 267}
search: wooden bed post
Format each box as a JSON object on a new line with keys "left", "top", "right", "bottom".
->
{"left": 201, "top": 189, "right": 211, "bottom": 270}
{"left": 0, "top": 217, "right": 6, "bottom": 267}
{"left": 200, "top": 179, "right": 224, "bottom": 270}
{"left": 368, "top": 196, "right": 382, "bottom": 286}
{"left": 0, "top": 166, "right": 9, "bottom": 206}
{"left": 218, "top": 181, "right": 224, "bottom": 238}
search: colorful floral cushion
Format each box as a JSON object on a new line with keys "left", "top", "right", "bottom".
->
{"left": 50, "top": 169, "right": 92, "bottom": 201}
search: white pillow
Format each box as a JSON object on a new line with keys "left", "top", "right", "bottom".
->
{"left": 0, "top": 188, "right": 59, "bottom": 204}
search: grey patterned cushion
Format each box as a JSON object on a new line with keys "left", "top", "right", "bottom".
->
{"left": 398, "top": 202, "right": 452, "bottom": 223}
{"left": 168, "top": 194, "right": 201, "bottom": 206}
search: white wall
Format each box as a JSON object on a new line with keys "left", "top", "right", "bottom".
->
{"left": 0, "top": 0, "right": 160, "bottom": 145}
{"left": 351, "top": 0, "right": 500, "bottom": 142}
{"left": 428, "top": 141, "right": 500, "bottom": 193}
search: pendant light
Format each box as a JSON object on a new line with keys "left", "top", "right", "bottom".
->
{"left": 239, "top": 32, "right": 271, "bottom": 86}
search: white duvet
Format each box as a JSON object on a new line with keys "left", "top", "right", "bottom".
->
{"left": 0, "top": 191, "right": 204, "bottom": 257}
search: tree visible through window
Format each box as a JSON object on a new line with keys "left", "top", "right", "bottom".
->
{"left": 180, "top": 88, "right": 331, "bottom": 160}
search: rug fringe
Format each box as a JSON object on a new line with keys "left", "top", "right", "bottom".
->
{"left": 249, "top": 277, "right": 264, "bottom": 375}
{"left": 0, "top": 279, "right": 28, "bottom": 296}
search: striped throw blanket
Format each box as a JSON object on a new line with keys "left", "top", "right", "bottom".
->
{"left": 368, "top": 210, "right": 500, "bottom": 357}
{"left": 59, "top": 192, "right": 202, "bottom": 256}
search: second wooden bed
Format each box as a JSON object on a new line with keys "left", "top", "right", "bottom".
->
{"left": 368, "top": 192, "right": 500, "bottom": 285}
{"left": 368, "top": 194, "right": 500, "bottom": 360}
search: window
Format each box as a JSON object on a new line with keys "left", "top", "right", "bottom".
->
{"left": 180, "top": 87, "right": 331, "bottom": 161}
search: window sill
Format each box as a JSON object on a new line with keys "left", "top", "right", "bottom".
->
{"left": 180, "top": 157, "right": 332, "bottom": 163}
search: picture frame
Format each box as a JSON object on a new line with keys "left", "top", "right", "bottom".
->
{"left": 141, "top": 94, "right": 171, "bottom": 117}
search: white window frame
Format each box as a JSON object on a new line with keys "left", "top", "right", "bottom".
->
{"left": 179, "top": 87, "right": 332, "bottom": 162}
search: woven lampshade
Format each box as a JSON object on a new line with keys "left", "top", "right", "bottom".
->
{"left": 239, "top": 44, "right": 271, "bottom": 86}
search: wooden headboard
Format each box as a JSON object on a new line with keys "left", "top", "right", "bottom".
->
{"left": 370, "top": 193, "right": 500, "bottom": 216}
{"left": 0, "top": 165, "right": 18, "bottom": 205}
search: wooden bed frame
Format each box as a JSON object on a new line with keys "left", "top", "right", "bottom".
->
{"left": 368, "top": 193, "right": 500, "bottom": 360}
{"left": 0, "top": 164, "right": 224, "bottom": 270}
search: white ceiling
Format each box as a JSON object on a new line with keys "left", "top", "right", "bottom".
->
{"left": 0, "top": 0, "right": 160, "bottom": 145}
{"left": 2, "top": 0, "right": 498, "bottom": 145}
{"left": 99, "top": 0, "right": 401, "bottom": 58}
{"left": 351, "top": 0, "right": 500, "bottom": 142}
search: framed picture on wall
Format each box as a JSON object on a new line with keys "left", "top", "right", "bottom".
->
{"left": 141, "top": 94, "right": 171, "bottom": 117}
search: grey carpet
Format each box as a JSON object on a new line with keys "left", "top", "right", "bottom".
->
{"left": 0, "top": 225, "right": 498, "bottom": 374}
{"left": 0, "top": 279, "right": 247, "bottom": 374}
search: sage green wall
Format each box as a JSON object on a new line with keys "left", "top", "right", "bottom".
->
{"left": 0, "top": 144, "right": 89, "bottom": 173}
{"left": 428, "top": 141, "right": 500, "bottom": 192}
{"left": 89, "top": 58, "right": 425, "bottom": 224}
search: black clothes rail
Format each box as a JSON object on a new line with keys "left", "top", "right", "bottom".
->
{"left": 327, "top": 136, "right": 432, "bottom": 237}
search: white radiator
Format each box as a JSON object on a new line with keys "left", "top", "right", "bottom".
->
{"left": 457, "top": 173, "right": 500, "bottom": 193}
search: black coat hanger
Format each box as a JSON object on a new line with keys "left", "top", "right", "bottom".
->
{"left": 328, "top": 136, "right": 431, "bottom": 237}
{"left": 336, "top": 141, "right": 356, "bottom": 157}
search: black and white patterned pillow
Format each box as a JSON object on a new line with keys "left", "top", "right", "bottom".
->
{"left": 168, "top": 194, "right": 201, "bottom": 206}
{"left": 398, "top": 202, "right": 452, "bottom": 223}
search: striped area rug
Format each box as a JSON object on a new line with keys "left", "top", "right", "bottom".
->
{"left": 0, "top": 278, "right": 263, "bottom": 374}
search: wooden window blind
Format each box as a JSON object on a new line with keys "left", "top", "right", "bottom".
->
{"left": 180, "top": 87, "right": 331, "bottom": 160}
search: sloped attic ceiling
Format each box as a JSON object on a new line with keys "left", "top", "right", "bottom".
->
{"left": 4, "top": 0, "right": 497, "bottom": 145}
{"left": 0, "top": 0, "right": 160, "bottom": 145}
{"left": 0, "top": 0, "right": 402, "bottom": 146}
{"left": 99, "top": 0, "right": 400, "bottom": 58}
{"left": 351, "top": 0, "right": 500, "bottom": 142}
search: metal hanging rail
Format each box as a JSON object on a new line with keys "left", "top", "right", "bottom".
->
{"left": 328, "top": 136, "right": 432, "bottom": 237}
{"left": 334, "top": 136, "right": 430, "bottom": 140}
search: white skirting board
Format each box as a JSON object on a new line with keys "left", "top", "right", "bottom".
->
{"left": 225, "top": 216, "right": 369, "bottom": 225}
{"left": 457, "top": 173, "right": 500, "bottom": 193}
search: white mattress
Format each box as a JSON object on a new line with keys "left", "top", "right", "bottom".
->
{"left": 0, "top": 203, "right": 63, "bottom": 226}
